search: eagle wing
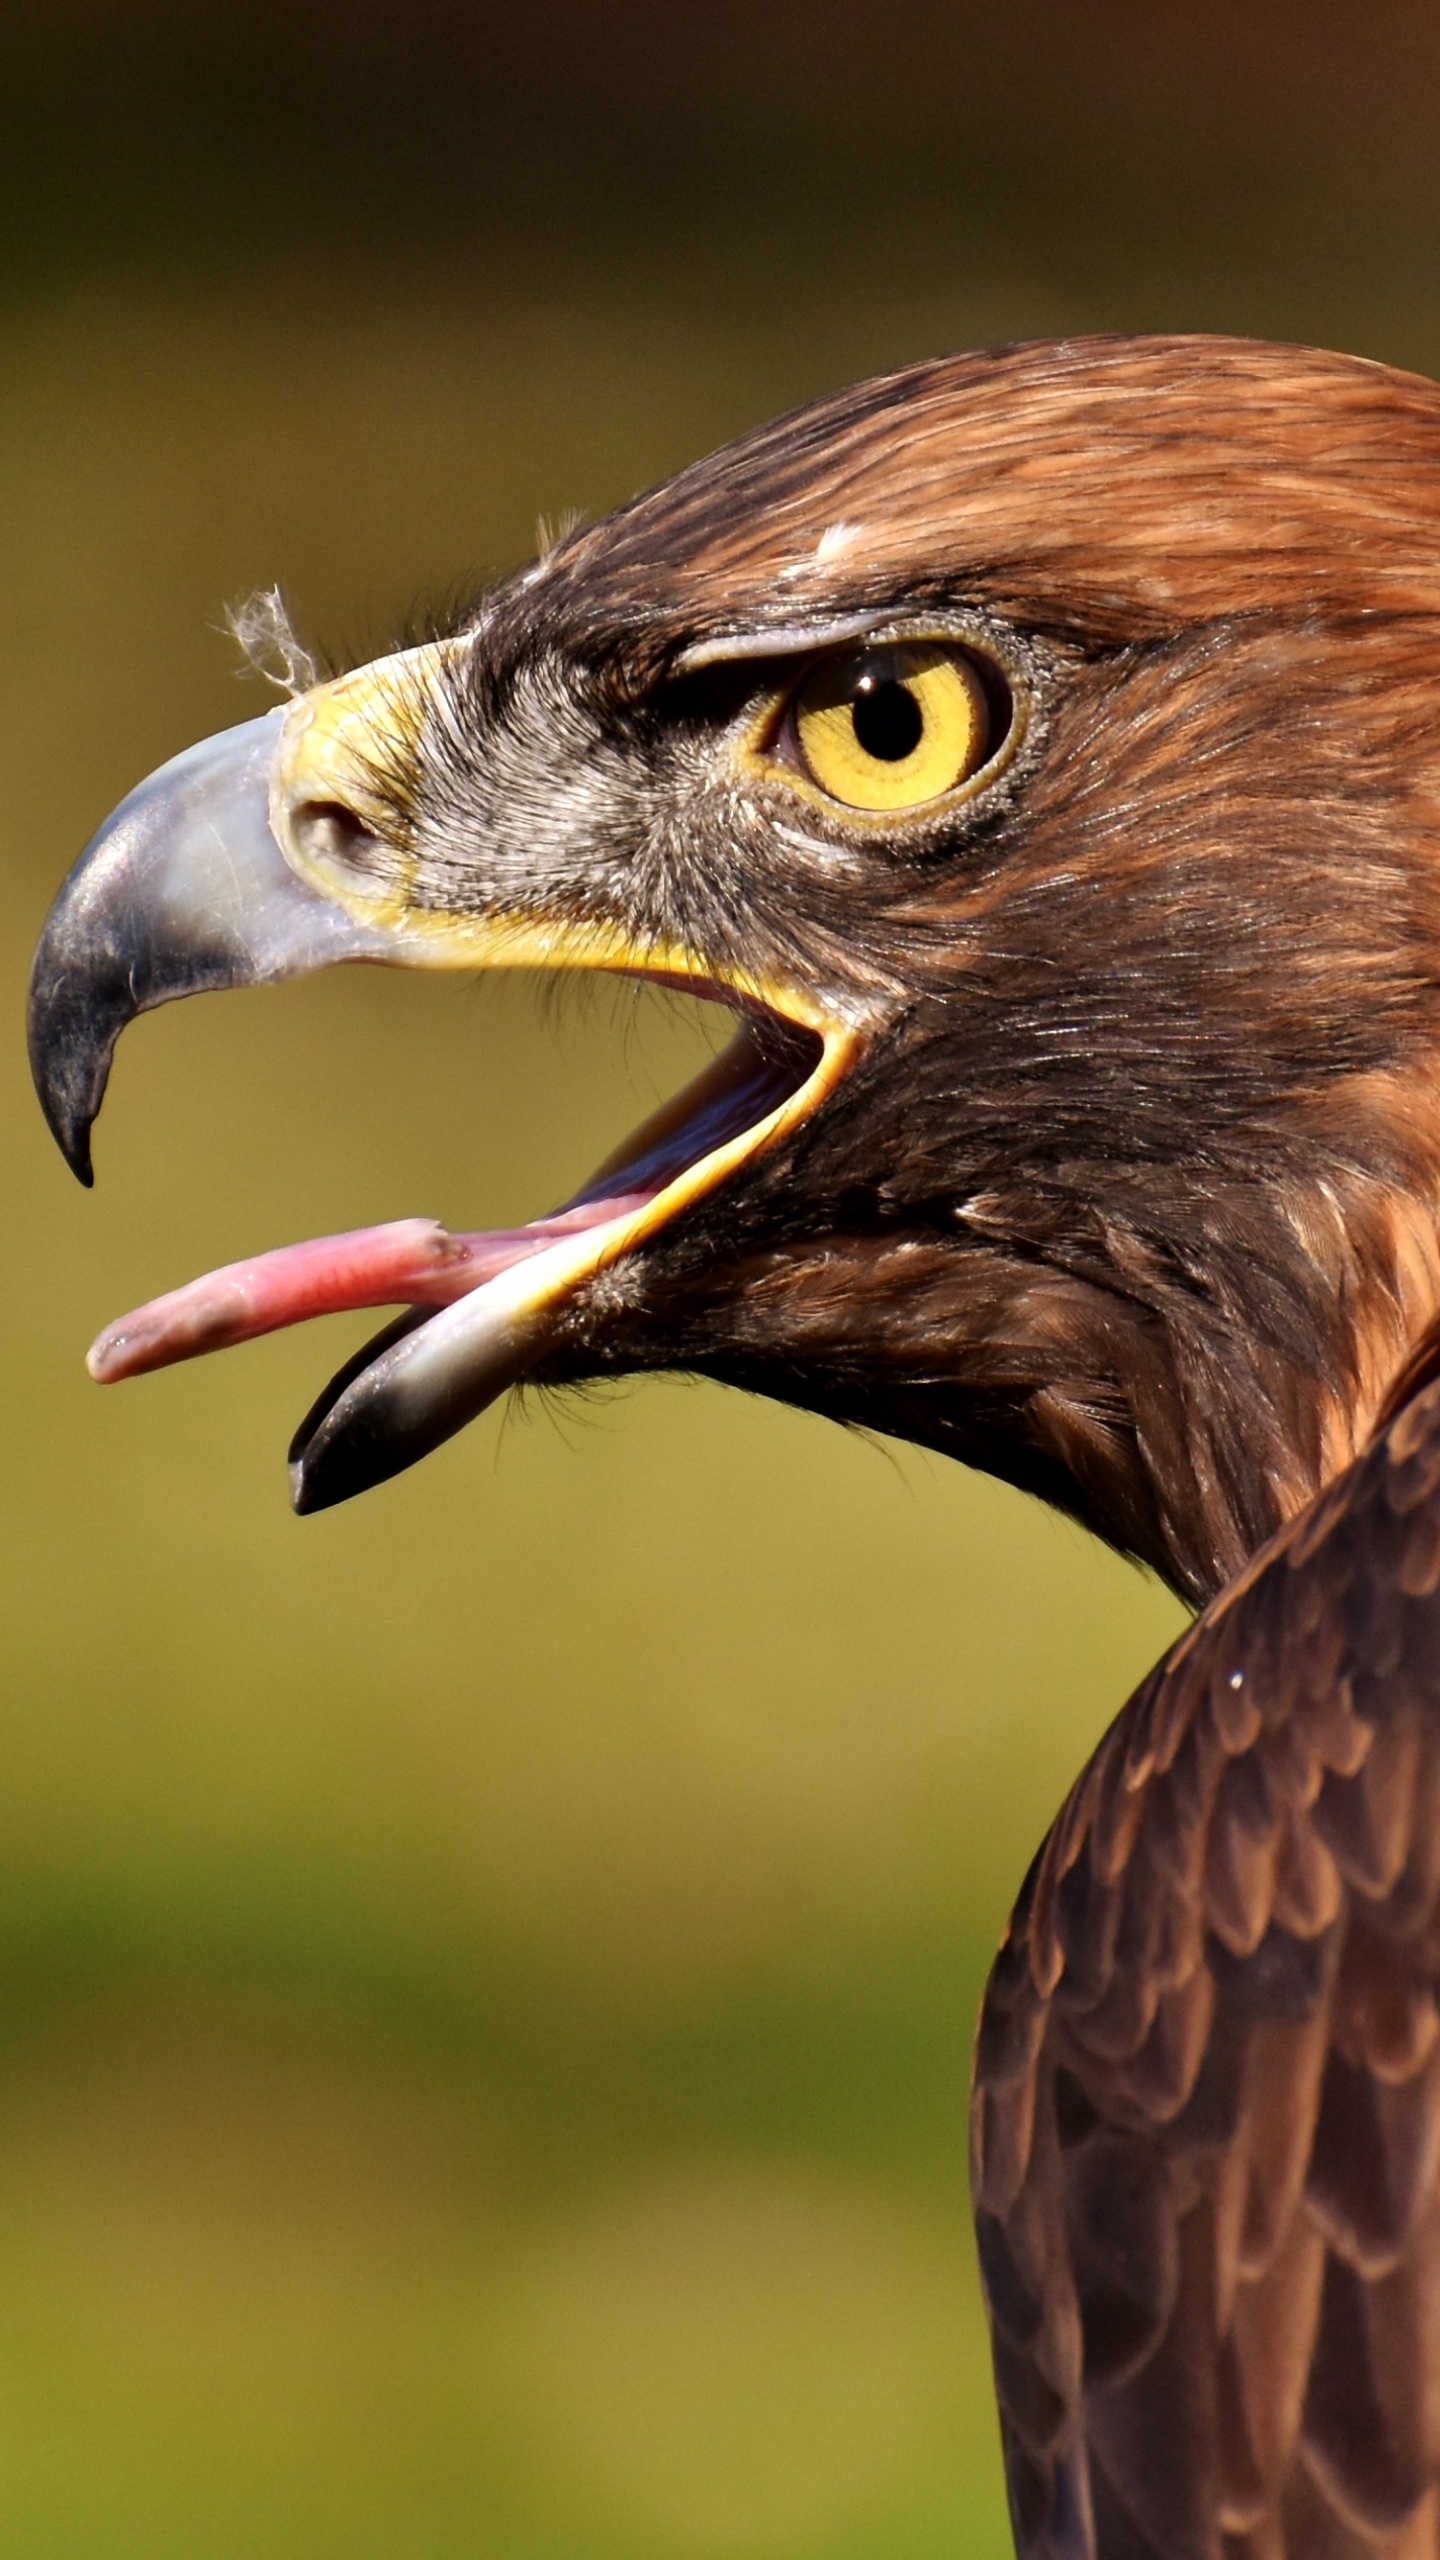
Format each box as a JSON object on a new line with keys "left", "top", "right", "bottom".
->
{"left": 973, "top": 1375, "right": 1440, "bottom": 2560}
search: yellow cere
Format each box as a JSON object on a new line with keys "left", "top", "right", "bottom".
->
{"left": 792, "top": 644, "right": 989, "bottom": 814}
{"left": 272, "top": 638, "right": 459, "bottom": 907}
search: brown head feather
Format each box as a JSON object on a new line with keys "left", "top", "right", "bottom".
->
{"left": 355, "top": 337, "right": 1440, "bottom": 1598}
{"left": 536, "top": 335, "right": 1440, "bottom": 647}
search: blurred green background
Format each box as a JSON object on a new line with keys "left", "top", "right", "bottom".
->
{"left": 3, "top": 3, "right": 1440, "bottom": 2550}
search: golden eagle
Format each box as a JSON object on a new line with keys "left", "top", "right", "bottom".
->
{"left": 31, "top": 334, "right": 1440, "bottom": 2559}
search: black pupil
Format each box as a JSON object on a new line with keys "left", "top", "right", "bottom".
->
{"left": 851, "top": 676, "right": 924, "bottom": 763}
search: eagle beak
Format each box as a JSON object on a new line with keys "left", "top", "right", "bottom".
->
{"left": 27, "top": 689, "right": 438, "bottom": 1188}
{"left": 28, "top": 650, "right": 856, "bottom": 1508}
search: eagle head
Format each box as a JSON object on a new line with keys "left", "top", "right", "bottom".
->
{"left": 29, "top": 334, "right": 1440, "bottom": 1604}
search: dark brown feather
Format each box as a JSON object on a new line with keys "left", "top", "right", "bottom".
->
{"left": 466, "top": 342, "right": 1440, "bottom": 1606}
{"left": 973, "top": 1373, "right": 1440, "bottom": 2557}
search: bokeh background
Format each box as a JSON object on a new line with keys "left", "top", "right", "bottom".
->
{"left": 2, "top": 3, "right": 1439, "bottom": 2551}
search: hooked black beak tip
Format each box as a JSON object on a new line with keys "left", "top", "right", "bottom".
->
{"left": 26, "top": 954, "right": 114, "bottom": 1188}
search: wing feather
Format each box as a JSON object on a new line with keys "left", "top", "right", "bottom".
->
{"left": 974, "top": 1376, "right": 1440, "bottom": 2556}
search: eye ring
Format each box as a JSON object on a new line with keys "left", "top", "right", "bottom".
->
{"left": 764, "top": 640, "right": 1011, "bottom": 818}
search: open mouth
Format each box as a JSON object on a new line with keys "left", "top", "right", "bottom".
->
{"left": 84, "top": 991, "right": 851, "bottom": 1509}
{"left": 26, "top": 674, "right": 863, "bottom": 1514}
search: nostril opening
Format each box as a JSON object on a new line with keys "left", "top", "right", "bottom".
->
{"left": 291, "top": 798, "right": 391, "bottom": 881}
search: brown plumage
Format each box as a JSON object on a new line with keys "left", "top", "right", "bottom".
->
{"left": 27, "top": 333, "right": 1440, "bottom": 2555}
{"left": 975, "top": 1376, "right": 1440, "bottom": 2559}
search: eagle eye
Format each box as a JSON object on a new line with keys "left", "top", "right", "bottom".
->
{"left": 787, "top": 644, "right": 995, "bottom": 814}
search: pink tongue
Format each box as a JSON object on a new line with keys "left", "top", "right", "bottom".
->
{"left": 87, "top": 1201, "right": 650, "bottom": 1384}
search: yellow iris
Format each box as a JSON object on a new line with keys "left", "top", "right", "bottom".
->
{"left": 791, "top": 645, "right": 990, "bottom": 814}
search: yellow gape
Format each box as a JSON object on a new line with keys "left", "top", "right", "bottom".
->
{"left": 792, "top": 644, "right": 990, "bottom": 813}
